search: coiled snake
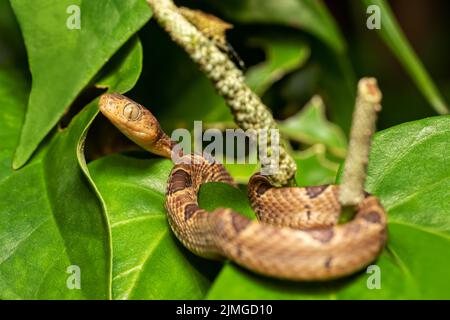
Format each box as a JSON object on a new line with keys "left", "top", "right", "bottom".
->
{"left": 99, "top": 93, "right": 387, "bottom": 281}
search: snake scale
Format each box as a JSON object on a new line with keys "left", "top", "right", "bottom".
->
{"left": 99, "top": 93, "right": 387, "bottom": 281}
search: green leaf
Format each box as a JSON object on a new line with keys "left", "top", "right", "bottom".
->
{"left": 245, "top": 38, "right": 310, "bottom": 96}
{"left": 336, "top": 223, "right": 448, "bottom": 299}
{"left": 0, "top": 68, "right": 28, "bottom": 182}
{"left": 293, "top": 145, "right": 340, "bottom": 187}
{"left": 0, "top": 30, "right": 144, "bottom": 298}
{"left": 160, "top": 77, "right": 232, "bottom": 131}
{"left": 199, "top": 183, "right": 255, "bottom": 220}
{"left": 0, "top": 1, "right": 26, "bottom": 68}
{"left": 279, "top": 95, "right": 347, "bottom": 157}
{"left": 89, "top": 154, "right": 219, "bottom": 299}
{"left": 365, "top": 116, "right": 450, "bottom": 234}
{"left": 202, "top": 182, "right": 336, "bottom": 300}
{"left": 206, "top": 115, "right": 450, "bottom": 299}
{"left": 210, "top": 0, "right": 346, "bottom": 53}
{"left": 159, "top": 37, "right": 309, "bottom": 132}
{"left": 95, "top": 36, "right": 143, "bottom": 94}
{"left": 0, "top": 100, "right": 110, "bottom": 299}
{"left": 222, "top": 142, "right": 341, "bottom": 186}
{"left": 209, "top": 0, "right": 357, "bottom": 132}
{"left": 223, "top": 163, "right": 259, "bottom": 185}
{"left": 11, "top": 0, "right": 152, "bottom": 168}
{"left": 207, "top": 263, "right": 333, "bottom": 300}
{"left": 362, "top": 0, "right": 448, "bottom": 115}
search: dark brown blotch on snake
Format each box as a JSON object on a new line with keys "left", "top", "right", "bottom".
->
{"left": 184, "top": 203, "right": 199, "bottom": 221}
{"left": 324, "top": 257, "right": 333, "bottom": 270}
{"left": 305, "top": 185, "right": 329, "bottom": 199}
{"left": 363, "top": 211, "right": 382, "bottom": 224}
{"left": 256, "top": 183, "right": 271, "bottom": 196}
{"left": 307, "top": 228, "right": 334, "bottom": 243}
{"left": 231, "top": 213, "right": 251, "bottom": 233}
{"left": 167, "top": 169, "right": 192, "bottom": 194}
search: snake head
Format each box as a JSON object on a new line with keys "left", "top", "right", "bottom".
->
{"left": 98, "top": 93, "right": 172, "bottom": 158}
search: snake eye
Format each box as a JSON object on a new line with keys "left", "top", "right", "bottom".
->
{"left": 123, "top": 103, "right": 141, "bottom": 121}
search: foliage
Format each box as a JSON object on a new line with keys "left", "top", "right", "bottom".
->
{"left": 0, "top": 0, "right": 448, "bottom": 299}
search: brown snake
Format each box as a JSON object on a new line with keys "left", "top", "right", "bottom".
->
{"left": 99, "top": 93, "right": 388, "bottom": 281}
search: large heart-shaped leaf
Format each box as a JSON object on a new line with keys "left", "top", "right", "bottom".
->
{"left": 0, "top": 35, "right": 144, "bottom": 299}
{"left": 11, "top": 0, "right": 151, "bottom": 168}
{"left": 89, "top": 154, "right": 221, "bottom": 299}
{"left": 0, "top": 98, "right": 110, "bottom": 299}
{"left": 205, "top": 115, "right": 450, "bottom": 299}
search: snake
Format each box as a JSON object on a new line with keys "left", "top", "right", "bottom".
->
{"left": 99, "top": 93, "right": 388, "bottom": 281}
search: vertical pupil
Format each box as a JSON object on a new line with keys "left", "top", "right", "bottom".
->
{"left": 123, "top": 104, "right": 140, "bottom": 120}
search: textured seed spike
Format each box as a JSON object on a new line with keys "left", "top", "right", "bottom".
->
{"left": 148, "top": 0, "right": 295, "bottom": 184}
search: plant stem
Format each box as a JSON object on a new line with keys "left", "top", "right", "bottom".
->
{"left": 339, "top": 77, "right": 382, "bottom": 206}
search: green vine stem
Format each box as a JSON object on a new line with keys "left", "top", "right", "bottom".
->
{"left": 146, "top": 0, "right": 297, "bottom": 186}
